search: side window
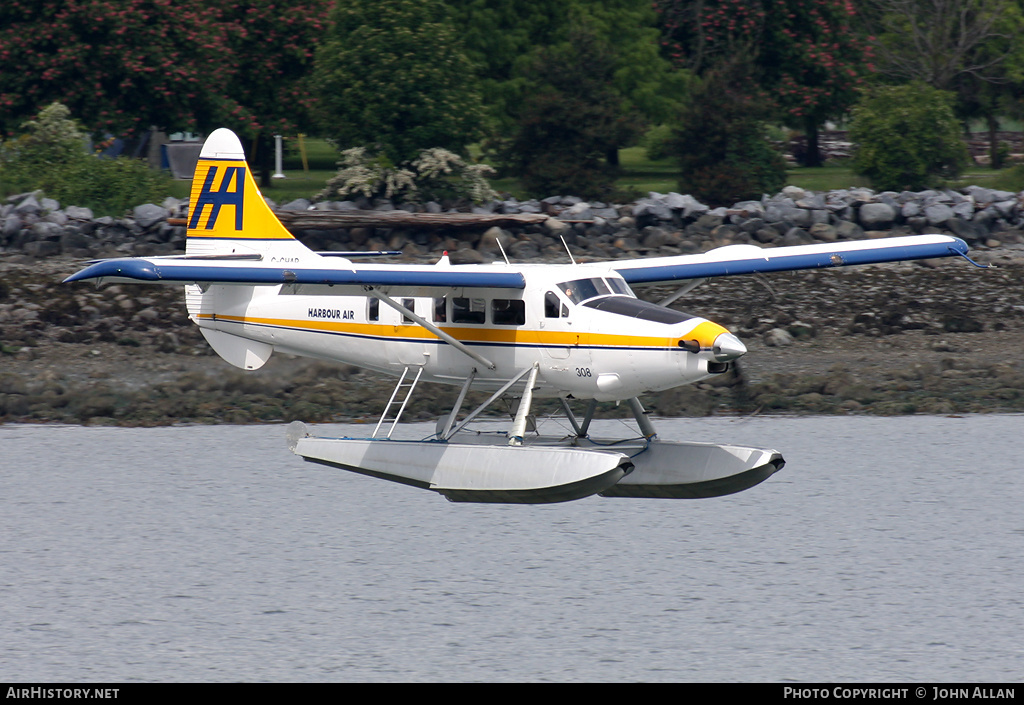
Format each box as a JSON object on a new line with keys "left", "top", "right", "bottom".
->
{"left": 401, "top": 298, "right": 416, "bottom": 324}
{"left": 545, "top": 291, "right": 568, "bottom": 319}
{"left": 492, "top": 299, "right": 525, "bottom": 326}
{"left": 434, "top": 297, "right": 447, "bottom": 323}
{"left": 452, "top": 297, "right": 486, "bottom": 324}
{"left": 367, "top": 297, "right": 379, "bottom": 322}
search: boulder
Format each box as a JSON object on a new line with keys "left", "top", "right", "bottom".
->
{"left": 764, "top": 328, "right": 795, "bottom": 347}
{"left": 132, "top": 203, "right": 167, "bottom": 229}
{"left": 65, "top": 205, "right": 94, "bottom": 221}
{"left": 858, "top": 202, "right": 896, "bottom": 229}
{"left": 924, "top": 203, "right": 954, "bottom": 227}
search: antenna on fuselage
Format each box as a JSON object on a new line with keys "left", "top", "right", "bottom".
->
{"left": 559, "top": 235, "right": 577, "bottom": 265}
{"left": 495, "top": 238, "right": 511, "bottom": 265}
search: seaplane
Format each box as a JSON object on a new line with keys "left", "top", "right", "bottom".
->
{"left": 65, "top": 129, "right": 977, "bottom": 503}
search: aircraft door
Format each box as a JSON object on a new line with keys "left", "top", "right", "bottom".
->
{"left": 535, "top": 291, "right": 591, "bottom": 391}
{"left": 390, "top": 297, "right": 431, "bottom": 367}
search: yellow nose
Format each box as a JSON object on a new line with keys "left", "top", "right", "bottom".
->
{"left": 681, "top": 321, "right": 747, "bottom": 361}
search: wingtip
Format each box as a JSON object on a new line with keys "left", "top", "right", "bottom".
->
{"left": 64, "top": 259, "right": 161, "bottom": 283}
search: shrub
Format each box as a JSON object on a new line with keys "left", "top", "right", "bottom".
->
{"left": 316, "top": 147, "right": 497, "bottom": 205}
{"left": 49, "top": 155, "right": 174, "bottom": 216}
{"left": 849, "top": 83, "right": 969, "bottom": 191}
{"left": 0, "top": 103, "right": 172, "bottom": 216}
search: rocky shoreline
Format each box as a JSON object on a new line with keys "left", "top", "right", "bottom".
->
{"left": 2, "top": 185, "right": 1023, "bottom": 426}
{"left": 4, "top": 182, "right": 1024, "bottom": 262}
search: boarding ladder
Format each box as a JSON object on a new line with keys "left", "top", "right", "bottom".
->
{"left": 372, "top": 366, "right": 424, "bottom": 439}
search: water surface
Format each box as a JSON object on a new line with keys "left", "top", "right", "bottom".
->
{"left": 1, "top": 415, "right": 1021, "bottom": 682}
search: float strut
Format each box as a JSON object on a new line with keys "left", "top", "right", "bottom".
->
{"left": 559, "top": 398, "right": 584, "bottom": 437}
{"left": 578, "top": 399, "right": 597, "bottom": 437}
{"left": 626, "top": 397, "right": 657, "bottom": 440}
{"left": 445, "top": 366, "right": 535, "bottom": 439}
{"left": 439, "top": 370, "right": 476, "bottom": 440}
{"left": 508, "top": 363, "right": 539, "bottom": 446}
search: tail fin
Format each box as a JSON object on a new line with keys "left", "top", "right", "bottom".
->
{"left": 185, "top": 129, "right": 309, "bottom": 259}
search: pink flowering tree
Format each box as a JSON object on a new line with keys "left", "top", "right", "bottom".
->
{"left": 655, "top": 0, "right": 874, "bottom": 166}
{"left": 0, "top": 0, "right": 330, "bottom": 187}
{"left": 219, "top": 1, "right": 332, "bottom": 184}
{"left": 0, "top": 0, "right": 235, "bottom": 137}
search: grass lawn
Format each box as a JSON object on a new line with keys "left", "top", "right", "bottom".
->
{"left": 166, "top": 137, "right": 1020, "bottom": 205}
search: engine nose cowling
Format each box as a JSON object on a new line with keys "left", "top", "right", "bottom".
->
{"left": 677, "top": 321, "right": 747, "bottom": 362}
{"left": 712, "top": 332, "right": 746, "bottom": 362}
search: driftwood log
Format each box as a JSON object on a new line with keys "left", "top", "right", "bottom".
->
{"left": 169, "top": 210, "right": 552, "bottom": 231}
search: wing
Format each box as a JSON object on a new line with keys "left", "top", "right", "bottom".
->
{"left": 63, "top": 256, "right": 525, "bottom": 290}
{"left": 612, "top": 234, "right": 969, "bottom": 285}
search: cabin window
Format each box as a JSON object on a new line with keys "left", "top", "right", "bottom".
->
{"left": 492, "top": 299, "right": 525, "bottom": 326}
{"left": 401, "top": 298, "right": 416, "bottom": 324}
{"left": 434, "top": 297, "right": 447, "bottom": 323}
{"left": 545, "top": 291, "right": 568, "bottom": 318}
{"left": 559, "top": 277, "right": 611, "bottom": 304}
{"left": 452, "top": 297, "right": 486, "bottom": 324}
{"left": 367, "top": 298, "right": 379, "bottom": 322}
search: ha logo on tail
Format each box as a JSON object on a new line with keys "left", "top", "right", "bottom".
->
{"left": 184, "top": 129, "right": 302, "bottom": 257}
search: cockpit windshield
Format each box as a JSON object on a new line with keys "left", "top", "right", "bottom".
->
{"left": 558, "top": 277, "right": 632, "bottom": 304}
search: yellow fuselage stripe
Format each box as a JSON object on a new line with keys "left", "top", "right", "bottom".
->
{"left": 196, "top": 314, "right": 729, "bottom": 349}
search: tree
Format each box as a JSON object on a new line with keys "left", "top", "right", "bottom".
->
{"left": 760, "top": 0, "right": 874, "bottom": 167}
{"left": 0, "top": 0, "right": 234, "bottom": 137}
{"left": 669, "top": 61, "right": 787, "bottom": 205}
{"left": 868, "top": 0, "right": 1024, "bottom": 168}
{"left": 310, "top": 0, "right": 485, "bottom": 165}
{"left": 500, "top": 22, "right": 645, "bottom": 199}
{"left": 656, "top": 0, "right": 874, "bottom": 166}
{"left": 869, "top": 0, "right": 1021, "bottom": 89}
{"left": 444, "top": 1, "right": 569, "bottom": 131}
{"left": 849, "top": 82, "right": 969, "bottom": 190}
{"left": 449, "top": 0, "right": 687, "bottom": 155}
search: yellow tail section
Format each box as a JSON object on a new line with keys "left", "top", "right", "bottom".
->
{"left": 185, "top": 128, "right": 297, "bottom": 254}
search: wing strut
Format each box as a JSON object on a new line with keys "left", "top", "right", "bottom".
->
{"left": 365, "top": 287, "right": 497, "bottom": 370}
{"left": 657, "top": 278, "right": 706, "bottom": 307}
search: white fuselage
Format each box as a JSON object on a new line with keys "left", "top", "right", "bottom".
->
{"left": 185, "top": 263, "right": 739, "bottom": 401}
